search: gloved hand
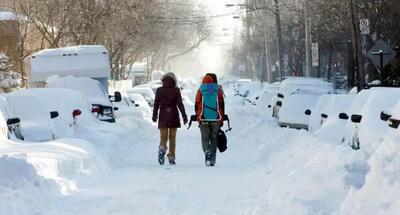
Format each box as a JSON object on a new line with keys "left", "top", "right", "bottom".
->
{"left": 152, "top": 116, "right": 157, "bottom": 123}
{"left": 183, "top": 116, "right": 188, "bottom": 125}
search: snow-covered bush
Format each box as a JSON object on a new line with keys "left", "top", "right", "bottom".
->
{"left": 0, "top": 52, "right": 20, "bottom": 92}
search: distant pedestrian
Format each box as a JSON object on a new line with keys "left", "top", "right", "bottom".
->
{"left": 195, "top": 74, "right": 225, "bottom": 166}
{"left": 152, "top": 72, "right": 188, "bottom": 165}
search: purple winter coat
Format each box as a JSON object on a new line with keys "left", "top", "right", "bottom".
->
{"left": 152, "top": 73, "right": 187, "bottom": 128}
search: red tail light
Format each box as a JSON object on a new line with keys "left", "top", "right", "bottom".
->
{"left": 91, "top": 107, "right": 100, "bottom": 113}
{"left": 73, "top": 109, "right": 82, "bottom": 118}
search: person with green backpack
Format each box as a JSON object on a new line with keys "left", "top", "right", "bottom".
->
{"left": 195, "top": 74, "right": 225, "bottom": 166}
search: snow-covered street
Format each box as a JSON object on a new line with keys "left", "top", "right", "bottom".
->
{"left": 1, "top": 85, "right": 394, "bottom": 215}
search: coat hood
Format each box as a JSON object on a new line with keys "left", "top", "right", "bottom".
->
{"left": 161, "top": 72, "right": 177, "bottom": 88}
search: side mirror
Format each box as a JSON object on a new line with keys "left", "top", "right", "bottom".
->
{"left": 321, "top": 113, "right": 328, "bottom": 119}
{"left": 7, "top": 118, "right": 20, "bottom": 125}
{"left": 351, "top": 114, "right": 362, "bottom": 123}
{"left": 50, "top": 111, "right": 59, "bottom": 119}
{"left": 380, "top": 111, "right": 391, "bottom": 122}
{"left": 113, "top": 107, "right": 119, "bottom": 111}
{"left": 339, "top": 113, "right": 349, "bottom": 120}
{"left": 114, "top": 91, "right": 122, "bottom": 102}
{"left": 305, "top": 109, "right": 312, "bottom": 115}
{"left": 109, "top": 91, "right": 122, "bottom": 102}
{"left": 389, "top": 118, "right": 400, "bottom": 129}
{"left": 276, "top": 101, "right": 282, "bottom": 107}
{"left": 73, "top": 109, "right": 82, "bottom": 118}
{"left": 277, "top": 93, "right": 284, "bottom": 99}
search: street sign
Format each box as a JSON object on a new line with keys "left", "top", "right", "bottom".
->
{"left": 367, "top": 39, "right": 396, "bottom": 70}
{"left": 360, "top": 19, "right": 370, "bottom": 35}
{"left": 312, "top": 43, "right": 319, "bottom": 66}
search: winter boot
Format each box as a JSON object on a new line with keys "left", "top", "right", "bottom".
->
{"left": 205, "top": 152, "right": 211, "bottom": 166}
{"left": 158, "top": 147, "right": 166, "bottom": 165}
{"left": 167, "top": 154, "right": 176, "bottom": 165}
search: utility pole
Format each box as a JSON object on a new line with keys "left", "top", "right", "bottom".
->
{"left": 245, "top": 0, "right": 251, "bottom": 79}
{"left": 350, "top": 0, "right": 365, "bottom": 91}
{"left": 305, "top": 11, "right": 312, "bottom": 77}
{"left": 273, "top": 0, "right": 284, "bottom": 81}
{"left": 264, "top": 26, "right": 272, "bottom": 83}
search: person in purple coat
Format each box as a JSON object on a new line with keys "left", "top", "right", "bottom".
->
{"left": 152, "top": 72, "right": 188, "bottom": 165}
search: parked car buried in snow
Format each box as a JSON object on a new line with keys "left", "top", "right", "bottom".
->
{"left": 311, "top": 94, "right": 356, "bottom": 142}
{"left": 46, "top": 76, "right": 121, "bottom": 123}
{"left": 5, "top": 93, "right": 59, "bottom": 142}
{"left": 0, "top": 95, "right": 24, "bottom": 140}
{"left": 342, "top": 87, "right": 400, "bottom": 151}
{"left": 278, "top": 91, "right": 321, "bottom": 130}
{"left": 126, "top": 86, "right": 155, "bottom": 107}
{"left": 273, "top": 77, "right": 333, "bottom": 119}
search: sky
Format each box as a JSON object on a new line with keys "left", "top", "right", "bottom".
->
{"left": 171, "top": 0, "right": 242, "bottom": 78}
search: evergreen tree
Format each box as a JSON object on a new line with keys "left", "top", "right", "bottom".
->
{"left": 0, "top": 52, "right": 20, "bottom": 92}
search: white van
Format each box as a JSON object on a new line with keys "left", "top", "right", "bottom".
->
{"left": 27, "top": 45, "right": 111, "bottom": 91}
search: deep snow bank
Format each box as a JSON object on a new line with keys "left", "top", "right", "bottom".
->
{"left": 226, "top": 93, "right": 399, "bottom": 215}
{"left": 0, "top": 155, "right": 56, "bottom": 189}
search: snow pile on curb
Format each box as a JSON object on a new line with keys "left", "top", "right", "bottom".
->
{"left": 339, "top": 133, "right": 400, "bottom": 214}
{"left": 0, "top": 155, "right": 56, "bottom": 189}
{"left": 227, "top": 94, "right": 400, "bottom": 214}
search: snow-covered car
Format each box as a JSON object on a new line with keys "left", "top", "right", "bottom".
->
{"left": 308, "top": 94, "right": 333, "bottom": 133}
{"left": 136, "top": 80, "right": 162, "bottom": 94}
{"left": 342, "top": 87, "right": 400, "bottom": 151}
{"left": 7, "top": 88, "right": 103, "bottom": 139}
{"left": 0, "top": 95, "right": 24, "bottom": 140}
{"left": 112, "top": 93, "right": 151, "bottom": 118}
{"left": 273, "top": 77, "right": 333, "bottom": 118}
{"left": 255, "top": 83, "right": 280, "bottom": 116}
{"left": 278, "top": 92, "right": 321, "bottom": 130}
{"left": 235, "top": 82, "right": 264, "bottom": 106}
{"left": 128, "top": 93, "right": 150, "bottom": 108}
{"left": 312, "top": 94, "right": 356, "bottom": 142}
{"left": 234, "top": 79, "right": 252, "bottom": 95}
{"left": 47, "top": 76, "right": 121, "bottom": 123}
{"left": 5, "top": 93, "right": 58, "bottom": 142}
{"left": 126, "top": 86, "right": 155, "bottom": 107}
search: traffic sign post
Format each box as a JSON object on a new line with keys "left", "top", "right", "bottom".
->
{"left": 368, "top": 40, "right": 396, "bottom": 84}
{"left": 359, "top": 19, "right": 370, "bottom": 35}
{"left": 367, "top": 40, "right": 395, "bottom": 70}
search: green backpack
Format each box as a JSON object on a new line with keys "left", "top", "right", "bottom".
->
{"left": 200, "top": 83, "right": 220, "bottom": 121}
